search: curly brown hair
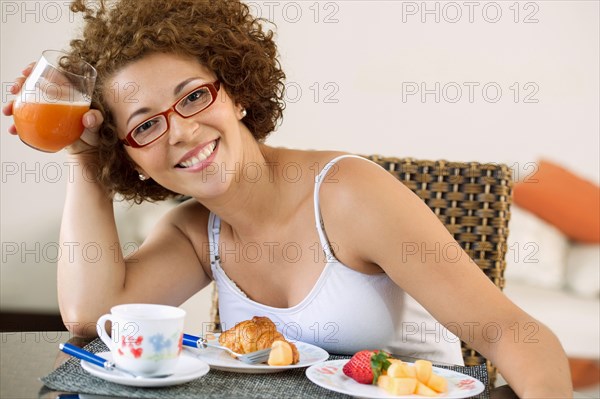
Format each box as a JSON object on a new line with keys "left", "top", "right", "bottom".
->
{"left": 66, "top": 0, "right": 286, "bottom": 203}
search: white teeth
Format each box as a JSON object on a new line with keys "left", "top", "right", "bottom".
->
{"left": 178, "top": 140, "right": 217, "bottom": 168}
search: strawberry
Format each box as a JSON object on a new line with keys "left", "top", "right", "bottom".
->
{"left": 342, "top": 350, "right": 392, "bottom": 384}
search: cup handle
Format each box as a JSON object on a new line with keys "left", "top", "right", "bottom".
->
{"left": 96, "top": 314, "right": 117, "bottom": 352}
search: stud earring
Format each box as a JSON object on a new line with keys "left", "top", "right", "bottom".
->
{"left": 139, "top": 173, "right": 148, "bottom": 181}
{"left": 241, "top": 108, "right": 247, "bottom": 118}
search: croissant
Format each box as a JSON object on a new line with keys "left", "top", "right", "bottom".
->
{"left": 218, "top": 316, "right": 299, "bottom": 364}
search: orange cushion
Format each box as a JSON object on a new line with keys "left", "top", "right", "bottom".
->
{"left": 513, "top": 160, "right": 600, "bottom": 243}
{"left": 569, "top": 358, "right": 600, "bottom": 389}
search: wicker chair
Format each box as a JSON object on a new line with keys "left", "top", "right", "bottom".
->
{"left": 209, "top": 155, "right": 514, "bottom": 386}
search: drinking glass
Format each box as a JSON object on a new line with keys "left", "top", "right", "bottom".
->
{"left": 12, "top": 50, "right": 97, "bottom": 152}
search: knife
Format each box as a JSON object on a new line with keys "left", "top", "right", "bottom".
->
{"left": 59, "top": 342, "right": 140, "bottom": 378}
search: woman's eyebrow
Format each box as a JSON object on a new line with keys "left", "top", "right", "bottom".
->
{"left": 126, "top": 107, "right": 151, "bottom": 127}
{"left": 174, "top": 77, "right": 204, "bottom": 96}
{"left": 125, "top": 77, "right": 205, "bottom": 126}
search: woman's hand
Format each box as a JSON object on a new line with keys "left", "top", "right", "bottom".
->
{"left": 65, "top": 109, "right": 104, "bottom": 155}
{"left": 1, "top": 62, "right": 35, "bottom": 133}
{"left": 2, "top": 61, "right": 103, "bottom": 155}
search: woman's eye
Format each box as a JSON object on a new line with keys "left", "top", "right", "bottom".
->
{"left": 185, "top": 89, "right": 208, "bottom": 104}
{"left": 134, "top": 119, "right": 158, "bottom": 136}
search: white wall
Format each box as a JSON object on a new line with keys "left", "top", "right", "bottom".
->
{"left": 1, "top": 1, "right": 598, "bottom": 327}
{"left": 266, "top": 0, "right": 599, "bottom": 182}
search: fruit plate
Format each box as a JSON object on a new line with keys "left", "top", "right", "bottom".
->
{"left": 184, "top": 334, "right": 329, "bottom": 374}
{"left": 306, "top": 360, "right": 485, "bottom": 398}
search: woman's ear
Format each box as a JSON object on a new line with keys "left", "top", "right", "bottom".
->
{"left": 236, "top": 104, "right": 247, "bottom": 120}
{"left": 136, "top": 168, "right": 150, "bottom": 181}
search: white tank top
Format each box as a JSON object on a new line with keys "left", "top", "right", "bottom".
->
{"left": 208, "top": 154, "right": 464, "bottom": 364}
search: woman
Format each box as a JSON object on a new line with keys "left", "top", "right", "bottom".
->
{"left": 3, "top": 0, "right": 572, "bottom": 396}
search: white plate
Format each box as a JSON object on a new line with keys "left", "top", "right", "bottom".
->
{"left": 81, "top": 351, "right": 210, "bottom": 387}
{"left": 185, "top": 334, "right": 329, "bottom": 373}
{"left": 306, "top": 360, "right": 486, "bottom": 398}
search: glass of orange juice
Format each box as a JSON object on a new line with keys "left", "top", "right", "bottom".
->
{"left": 13, "top": 50, "right": 97, "bottom": 152}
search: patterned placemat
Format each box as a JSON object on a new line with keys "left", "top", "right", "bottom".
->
{"left": 40, "top": 339, "right": 490, "bottom": 398}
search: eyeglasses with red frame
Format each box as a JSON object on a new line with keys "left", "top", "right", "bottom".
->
{"left": 121, "top": 80, "right": 221, "bottom": 148}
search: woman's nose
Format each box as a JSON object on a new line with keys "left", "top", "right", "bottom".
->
{"left": 166, "top": 111, "right": 198, "bottom": 145}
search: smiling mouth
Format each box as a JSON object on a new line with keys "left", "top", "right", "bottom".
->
{"left": 176, "top": 139, "right": 219, "bottom": 168}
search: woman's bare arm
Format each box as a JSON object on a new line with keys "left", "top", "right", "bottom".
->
{"left": 318, "top": 158, "right": 573, "bottom": 398}
{"left": 58, "top": 153, "right": 211, "bottom": 337}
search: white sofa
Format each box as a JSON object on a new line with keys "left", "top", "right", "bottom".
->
{"left": 502, "top": 205, "right": 600, "bottom": 360}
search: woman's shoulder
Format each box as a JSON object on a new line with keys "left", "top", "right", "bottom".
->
{"left": 267, "top": 147, "right": 395, "bottom": 200}
{"left": 313, "top": 150, "right": 416, "bottom": 217}
{"left": 266, "top": 146, "right": 354, "bottom": 174}
{"left": 159, "top": 198, "right": 211, "bottom": 238}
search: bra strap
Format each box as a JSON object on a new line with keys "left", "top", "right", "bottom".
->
{"left": 208, "top": 212, "right": 221, "bottom": 266}
{"left": 313, "top": 154, "right": 376, "bottom": 260}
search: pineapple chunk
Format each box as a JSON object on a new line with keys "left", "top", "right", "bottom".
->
{"left": 404, "top": 364, "right": 417, "bottom": 378}
{"left": 377, "top": 375, "right": 390, "bottom": 390}
{"left": 415, "top": 381, "right": 438, "bottom": 397}
{"left": 268, "top": 340, "right": 293, "bottom": 366}
{"left": 427, "top": 373, "right": 448, "bottom": 393}
{"left": 376, "top": 357, "right": 449, "bottom": 397}
{"left": 388, "top": 362, "right": 417, "bottom": 378}
{"left": 414, "top": 359, "right": 433, "bottom": 384}
{"left": 386, "top": 361, "right": 402, "bottom": 377}
{"left": 388, "top": 377, "right": 418, "bottom": 395}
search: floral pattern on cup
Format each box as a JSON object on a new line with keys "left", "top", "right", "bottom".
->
{"left": 118, "top": 335, "right": 144, "bottom": 358}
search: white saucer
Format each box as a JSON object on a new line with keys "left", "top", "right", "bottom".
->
{"left": 184, "top": 334, "right": 330, "bottom": 374}
{"left": 81, "top": 351, "right": 210, "bottom": 387}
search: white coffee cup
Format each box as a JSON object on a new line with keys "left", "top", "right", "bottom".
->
{"left": 97, "top": 304, "right": 186, "bottom": 377}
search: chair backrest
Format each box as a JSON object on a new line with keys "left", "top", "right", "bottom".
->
{"left": 364, "top": 155, "right": 513, "bottom": 385}
{"left": 209, "top": 155, "right": 514, "bottom": 386}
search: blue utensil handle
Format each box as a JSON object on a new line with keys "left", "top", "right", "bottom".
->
{"left": 182, "top": 333, "right": 200, "bottom": 348}
{"left": 59, "top": 342, "right": 110, "bottom": 369}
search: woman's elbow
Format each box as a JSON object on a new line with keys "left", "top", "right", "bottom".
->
{"left": 60, "top": 309, "right": 99, "bottom": 338}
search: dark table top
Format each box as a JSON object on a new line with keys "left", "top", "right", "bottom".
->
{"left": 0, "top": 331, "right": 586, "bottom": 399}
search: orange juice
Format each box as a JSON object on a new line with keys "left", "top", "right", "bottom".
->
{"left": 14, "top": 101, "right": 89, "bottom": 152}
